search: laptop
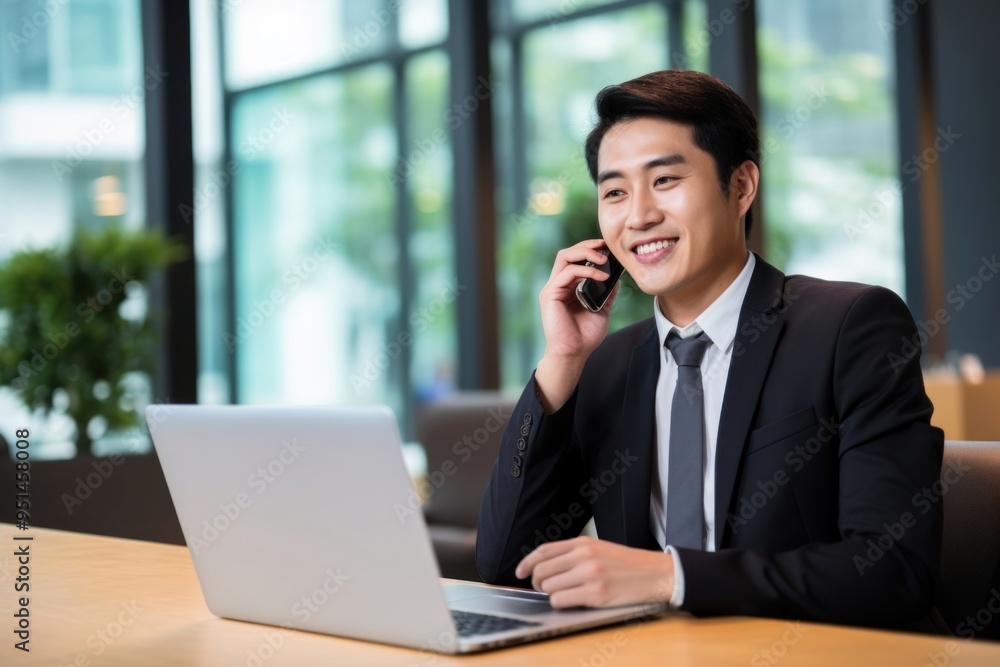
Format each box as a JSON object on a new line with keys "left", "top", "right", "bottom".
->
{"left": 146, "top": 404, "right": 666, "bottom": 653}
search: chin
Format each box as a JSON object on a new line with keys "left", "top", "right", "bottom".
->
{"left": 627, "top": 268, "right": 679, "bottom": 297}
{"left": 630, "top": 277, "right": 672, "bottom": 298}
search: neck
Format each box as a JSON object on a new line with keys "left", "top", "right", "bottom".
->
{"left": 657, "top": 252, "right": 748, "bottom": 327}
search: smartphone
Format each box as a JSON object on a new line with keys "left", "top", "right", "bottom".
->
{"left": 576, "top": 247, "right": 625, "bottom": 312}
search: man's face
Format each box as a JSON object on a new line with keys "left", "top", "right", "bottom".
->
{"left": 596, "top": 116, "right": 751, "bottom": 321}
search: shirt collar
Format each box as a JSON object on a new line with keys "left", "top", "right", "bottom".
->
{"left": 653, "top": 252, "right": 756, "bottom": 353}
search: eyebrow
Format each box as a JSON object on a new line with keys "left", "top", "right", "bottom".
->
{"left": 596, "top": 153, "right": 688, "bottom": 185}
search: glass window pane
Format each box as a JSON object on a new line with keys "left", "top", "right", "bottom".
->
{"left": 404, "top": 51, "right": 456, "bottom": 408}
{"left": 400, "top": 0, "right": 448, "bottom": 49}
{"left": 757, "top": 0, "right": 903, "bottom": 294}
{"left": 496, "top": 6, "right": 669, "bottom": 389}
{"left": 230, "top": 67, "right": 402, "bottom": 414}
{"left": 0, "top": 0, "right": 146, "bottom": 457}
{"left": 191, "top": 0, "right": 230, "bottom": 404}
{"left": 0, "top": 0, "right": 52, "bottom": 92}
{"left": 223, "top": 0, "right": 400, "bottom": 90}
{"left": 64, "top": 0, "right": 139, "bottom": 93}
{"left": 511, "top": 0, "right": 607, "bottom": 24}
{"left": 69, "top": 2, "right": 121, "bottom": 69}
{"left": 679, "top": 0, "right": 710, "bottom": 72}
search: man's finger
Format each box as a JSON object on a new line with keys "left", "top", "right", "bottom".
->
{"left": 547, "top": 264, "right": 615, "bottom": 292}
{"left": 549, "top": 584, "right": 598, "bottom": 609}
{"left": 530, "top": 548, "right": 586, "bottom": 593}
{"left": 533, "top": 559, "right": 592, "bottom": 596}
{"left": 515, "top": 540, "right": 575, "bottom": 579}
{"left": 550, "top": 243, "right": 609, "bottom": 279}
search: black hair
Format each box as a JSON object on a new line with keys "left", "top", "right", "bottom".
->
{"left": 584, "top": 69, "right": 760, "bottom": 236}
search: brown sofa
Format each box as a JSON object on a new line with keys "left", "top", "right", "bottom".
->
{"left": 416, "top": 392, "right": 517, "bottom": 581}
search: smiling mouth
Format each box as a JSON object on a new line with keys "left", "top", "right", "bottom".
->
{"left": 633, "top": 239, "right": 677, "bottom": 256}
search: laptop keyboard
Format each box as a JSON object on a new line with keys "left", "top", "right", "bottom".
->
{"left": 451, "top": 610, "right": 542, "bottom": 637}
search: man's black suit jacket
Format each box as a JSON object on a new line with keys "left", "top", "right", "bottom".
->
{"left": 476, "top": 254, "right": 944, "bottom": 627}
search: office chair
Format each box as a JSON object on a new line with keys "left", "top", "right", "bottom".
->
{"left": 416, "top": 392, "right": 517, "bottom": 581}
{"left": 935, "top": 440, "right": 1000, "bottom": 640}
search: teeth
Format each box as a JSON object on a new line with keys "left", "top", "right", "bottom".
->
{"left": 635, "top": 239, "right": 676, "bottom": 256}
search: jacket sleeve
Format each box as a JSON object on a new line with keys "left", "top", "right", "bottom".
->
{"left": 476, "top": 372, "right": 592, "bottom": 586}
{"left": 677, "top": 286, "right": 944, "bottom": 627}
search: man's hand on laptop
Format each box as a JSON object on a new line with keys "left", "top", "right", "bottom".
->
{"left": 515, "top": 536, "right": 673, "bottom": 608}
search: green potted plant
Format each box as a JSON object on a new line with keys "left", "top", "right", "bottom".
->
{"left": 0, "top": 225, "right": 185, "bottom": 456}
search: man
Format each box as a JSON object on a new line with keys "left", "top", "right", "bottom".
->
{"left": 476, "top": 69, "right": 943, "bottom": 628}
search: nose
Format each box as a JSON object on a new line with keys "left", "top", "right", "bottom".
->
{"left": 627, "top": 186, "right": 663, "bottom": 230}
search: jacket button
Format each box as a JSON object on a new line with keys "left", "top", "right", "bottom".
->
{"left": 516, "top": 437, "right": 526, "bottom": 451}
{"left": 510, "top": 465, "right": 521, "bottom": 478}
{"left": 520, "top": 424, "right": 530, "bottom": 436}
{"left": 523, "top": 413, "right": 532, "bottom": 425}
{"left": 512, "top": 455, "right": 522, "bottom": 467}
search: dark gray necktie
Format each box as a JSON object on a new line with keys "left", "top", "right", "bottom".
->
{"left": 664, "top": 332, "right": 712, "bottom": 550}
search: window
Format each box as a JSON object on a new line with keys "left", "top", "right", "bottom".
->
{"left": 205, "top": 0, "right": 454, "bottom": 433}
{"left": 756, "top": 0, "right": 904, "bottom": 294}
{"left": 197, "top": 0, "right": 905, "bottom": 420}
{"left": 0, "top": 0, "right": 146, "bottom": 457}
{"left": 493, "top": 0, "right": 706, "bottom": 389}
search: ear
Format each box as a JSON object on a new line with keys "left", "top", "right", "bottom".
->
{"left": 732, "top": 160, "right": 759, "bottom": 220}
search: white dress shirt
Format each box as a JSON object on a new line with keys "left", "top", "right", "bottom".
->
{"left": 649, "top": 252, "right": 755, "bottom": 607}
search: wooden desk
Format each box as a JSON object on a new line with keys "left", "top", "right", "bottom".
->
{"left": 3, "top": 526, "right": 999, "bottom": 666}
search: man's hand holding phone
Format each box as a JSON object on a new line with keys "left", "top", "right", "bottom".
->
{"left": 576, "top": 247, "right": 625, "bottom": 312}
{"left": 535, "top": 239, "right": 624, "bottom": 413}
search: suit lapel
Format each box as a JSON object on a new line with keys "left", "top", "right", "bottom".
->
{"left": 620, "top": 324, "right": 659, "bottom": 549}
{"left": 714, "top": 256, "right": 788, "bottom": 549}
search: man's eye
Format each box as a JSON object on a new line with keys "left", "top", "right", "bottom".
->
{"left": 655, "top": 176, "right": 675, "bottom": 186}
{"left": 603, "top": 188, "right": 625, "bottom": 199}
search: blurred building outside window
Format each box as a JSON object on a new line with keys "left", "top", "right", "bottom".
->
{"left": 0, "top": 0, "right": 148, "bottom": 458}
